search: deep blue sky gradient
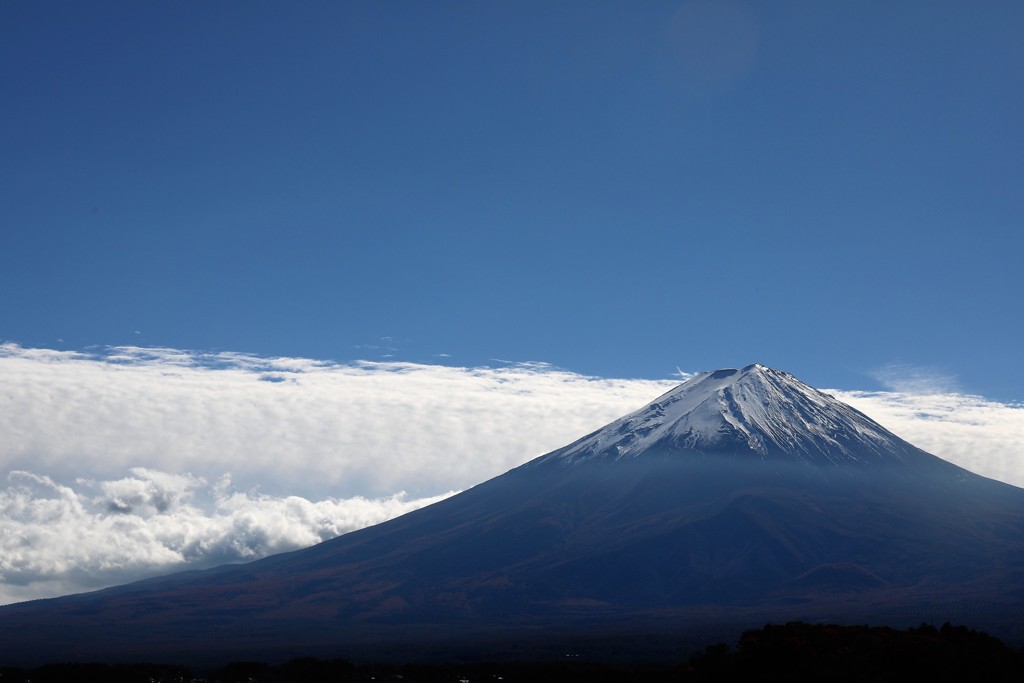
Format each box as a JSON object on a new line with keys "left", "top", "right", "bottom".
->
{"left": 2, "top": 1, "right": 1022, "bottom": 398}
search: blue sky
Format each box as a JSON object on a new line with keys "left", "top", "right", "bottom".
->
{"left": 3, "top": 0, "right": 1023, "bottom": 398}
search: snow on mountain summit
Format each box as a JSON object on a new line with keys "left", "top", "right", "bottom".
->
{"left": 538, "top": 364, "right": 923, "bottom": 467}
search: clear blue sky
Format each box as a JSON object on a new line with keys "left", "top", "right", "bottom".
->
{"left": 2, "top": 1, "right": 1022, "bottom": 399}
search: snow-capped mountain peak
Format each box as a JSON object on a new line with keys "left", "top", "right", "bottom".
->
{"left": 538, "top": 364, "right": 920, "bottom": 467}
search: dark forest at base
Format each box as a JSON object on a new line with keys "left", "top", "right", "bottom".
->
{"left": 3, "top": 622, "right": 1023, "bottom": 683}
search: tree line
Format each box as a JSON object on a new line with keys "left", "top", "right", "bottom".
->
{"left": 3, "top": 621, "right": 1023, "bottom": 682}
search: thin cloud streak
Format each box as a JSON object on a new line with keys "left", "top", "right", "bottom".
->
{"left": 868, "top": 363, "right": 962, "bottom": 395}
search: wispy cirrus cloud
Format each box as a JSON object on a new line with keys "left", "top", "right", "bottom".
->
{"left": 869, "top": 362, "right": 961, "bottom": 395}
{"left": 1, "top": 343, "right": 1022, "bottom": 605}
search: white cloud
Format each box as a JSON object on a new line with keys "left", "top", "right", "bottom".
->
{"left": 830, "top": 389, "right": 1024, "bottom": 489}
{"left": 0, "top": 468, "right": 454, "bottom": 605}
{"left": 1, "top": 343, "right": 1022, "bottom": 605}
{"left": 0, "top": 343, "right": 676, "bottom": 604}
{"left": 0, "top": 343, "right": 675, "bottom": 500}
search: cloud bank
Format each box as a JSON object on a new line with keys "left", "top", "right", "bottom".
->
{"left": 830, "top": 389, "right": 1024, "bottom": 486}
{"left": 0, "top": 468, "right": 454, "bottom": 605}
{"left": 0, "top": 344, "right": 675, "bottom": 499}
{"left": 0, "top": 344, "right": 674, "bottom": 603}
{"left": 1, "top": 343, "right": 1022, "bottom": 604}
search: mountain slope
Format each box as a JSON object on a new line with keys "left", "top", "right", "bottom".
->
{"left": 1, "top": 364, "right": 1023, "bottom": 664}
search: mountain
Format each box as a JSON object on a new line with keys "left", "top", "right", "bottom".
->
{"left": 2, "top": 364, "right": 1023, "bottom": 665}
{"left": 534, "top": 363, "right": 934, "bottom": 465}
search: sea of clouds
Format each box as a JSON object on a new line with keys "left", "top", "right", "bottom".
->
{"left": 1, "top": 343, "right": 1022, "bottom": 604}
